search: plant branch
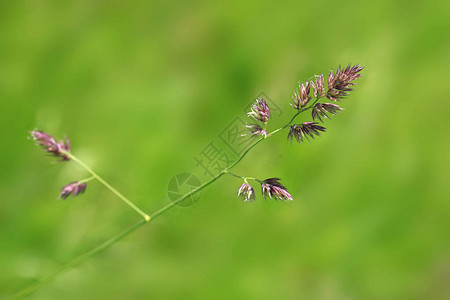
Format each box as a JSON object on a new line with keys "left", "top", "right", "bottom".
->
{"left": 78, "top": 176, "right": 95, "bottom": 184}
{"left": 23, "top": 62, "right": 365, "bottom": 298}
{"left": 62, "top": 151, "right": 150, "bottom": 222}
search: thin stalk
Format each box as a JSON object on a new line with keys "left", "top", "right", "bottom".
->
{"left": 225, "top": 138, "right": 264, "bottom": 170}
{"left": 223, "top": 170, "right": 263, "bottom": 184}
{"left": 78, "top": 176, "right": 95, "bottom": 184}
{"left": 10, "top": 219, "right": 147, "bottom": 299}
{"left": 149, "top": 170, "right": 226, "bottom": 219}
{"left": 224, "top": 171, "right": 245, "bottom": 179}
{"left": 62, "top": 151, "right": 150, "bottom": 222}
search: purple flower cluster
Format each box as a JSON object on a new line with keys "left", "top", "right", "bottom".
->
{"left": 30, "top": 130, "right": 71, "bottom": 161}
{"left": 312, "top": 103, "right": 343, "bottom": 122}
{"left": 311, "top": 75, "right": 326, "bottom": 98}
{"left": 288, "top": 64, "right": 363, "bottom": 144}
{"left": 327, "top": 64, "right": 363, "bottom": 101}
{"left": 261, "top": 178, "right": 293, "bottom": 201}
{"left": 59, "top": 181, "right": 87, "bottom": 200}
{"left": 243, "top": 124, "right": 267, "bottom": 137}
{"left": 245, "top": 98, "right": 270, "bottom": 137}
{"left": 237, "top": 64, "right": 363, "bottom": 202}
{"left": 236, "top": 178, "right": 293, "bottom": 202}
{"left": 237, "top": 183, "right": 256, "bottom": 202}
{"left": 248, "top": 98, "right": 270, "bottom": 123}
{"left": 291, "top": 82, "right": 312, "bottom": 109}
{"left": 291, "top": 74, "right": 328, "bottom": 110}
{"left": 288, "top": 122, "right": 326, "bottom": 143}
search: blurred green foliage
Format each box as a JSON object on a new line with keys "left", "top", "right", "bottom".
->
{"left": 1, "top": 0, "right": 449, "bottom": 299}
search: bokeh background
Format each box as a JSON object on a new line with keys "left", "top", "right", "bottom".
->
{"left": 1, "top": 1, "right": 449, "bottom": 299}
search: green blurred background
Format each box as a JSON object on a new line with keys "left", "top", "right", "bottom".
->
{"left": 1, "top": 1, "right": 449, "bottom": 299}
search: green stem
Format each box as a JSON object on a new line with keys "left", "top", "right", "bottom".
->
{"left": 62, "top": 151, "right": 150, "bottom": 222}
{"left": 225, "top": 137, "right": 264, "bottom": 171}
{"left": 224, "top": 171, "right": 263, "bottom": 184}
{"left": 224, "top": 171, "right": 245, "bottom": 179}
{"left": 149, "top": 170, "right": 226, "bottom": 219}
{"left": 78, "top": 176, "right": 95, "bottom": 184}
{"left": 10, "top": 219, "right": 147, "bottom": 299}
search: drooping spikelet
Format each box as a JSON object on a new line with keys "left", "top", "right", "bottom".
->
{"left": 312, "top": 103, "right": 343, "bottom": 122}
{"left": 59, "top": 181, "right": 87, "bottom": 200}
{"left": 288, "top": 122, "right": 326, "bottom": 143}
{"left": 243, "top": 124, "right": 267, "bottom": 137}
{"left": 261, "top": 178, "right": 293, "bottom": 201}
{"left": 237, "top": 182, "right": 256, "bottom": 202}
